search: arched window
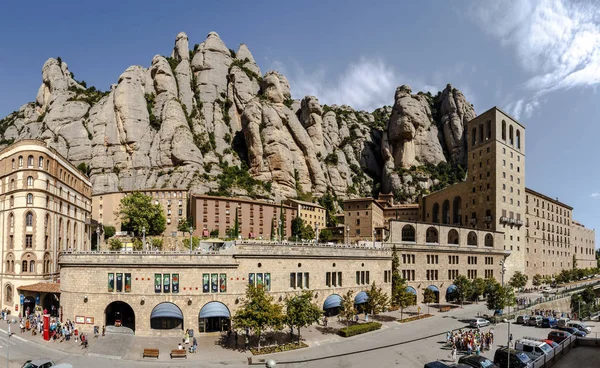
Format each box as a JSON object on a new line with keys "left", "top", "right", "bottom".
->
{"left": 442, "top": 200, "right": 450, "bottom": 224}
{"left": 448, "top": 229, "right": 459, "bottom": 245}
{"left": 8, "top": 213, "right": 14, "bottom": 229}
{"left": 10, "top": 179, "right": 14, "bottom": 190}
{"left": 486, "top": 120, "right": 492, "bottom": 139}
{"left": 467, "top": 231, "right": 478, "bottom": 246}
{"left": 426, "top": 227, "right": 439, "bottom": 243}
{"left": 27, "top": 155, "right": 34, "bottom": 167}
{"left": 516, "top": 130, "right": 521, "bottom": 149}
{"left": 401, "top": 225, "right": 416, "bottom": 242}
{"left": 29, "top": 260, "right": 35, "bottom": 274}
{"left": 501, "top": 120, "right": 506, "bottom": 140}
{"left": 18, "top": 156, "right": 23, "bottom": 167}
{"left": 485, "top": 233, "right": 494, "bottom": 247}
{"left": 5, "top": 261, "right": 9, "bottom": 273}
{"left": 4, "top": 284, "right": 12, "bottom": 303}
{"left": 9, "top": 196, "right": 14, "bottom": 207}
{"left": 21, "top": 260, "right": 27, "bottom": 273}
{"left": 26, "top": 212, "right": 33, "bottom": 226}
{"left": 27, "top": 193, "right": 33, "bottom": 204}
{"left": 432, "top": 203, "right": 440, "bottom": 223}
{"left": 27, "top": 176, "right": 33, "bottom": 187}
{"left": 11, "top": 159, "right": 15, "bottom": 169}
{"left": 509, "top": 125, "right": 514, "bottom": 145}
{"left": 38, "top": 156, "right": 44, "bottom": 168}
{"left": 471, "top": 127, "right": 476, "bottom": 147}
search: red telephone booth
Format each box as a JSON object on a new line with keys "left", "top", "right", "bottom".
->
{"left": 43, "top": 314, "right": 50, "bottom": 341}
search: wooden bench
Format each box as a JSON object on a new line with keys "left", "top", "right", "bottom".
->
{"left": 439, "top": 307, "right": 452, "bottom": 312}
{"left": 143, "top": 348, "right": 159, "bottom": 359}
{"left": 170, "top": 349, "right": 187, "bottom": 359}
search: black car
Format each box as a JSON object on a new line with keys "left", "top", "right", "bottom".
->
{"left": 458, "top": 355, "right": 499, "bottom": 368}
{"left": 494, "top": 347, "right": 533, "bottom": 368}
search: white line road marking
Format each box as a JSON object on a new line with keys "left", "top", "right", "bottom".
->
{"left": 0, "top": 329, "right": 28, "bottom": 343}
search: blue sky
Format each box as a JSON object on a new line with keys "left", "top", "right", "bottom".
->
{"left": 1, "top": 0, "right": 598, "bottom": 247}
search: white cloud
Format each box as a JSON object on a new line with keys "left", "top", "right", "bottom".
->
{"left": 473, "top": 0, "right": 600, "bottom": 115}
{"left": 591, "top": 192, "right": 600, "bottom": 198}
{"left": 269, "top": 57, "right": 440, "bottom": 112}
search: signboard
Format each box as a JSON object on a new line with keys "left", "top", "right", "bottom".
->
{"left": 19, "top": 294, "right": 24, "bottom": 304}
{"left": 163, "top": 274, "right": 170, "bottom": 293}
{"left": 264, "top": 273, "right": 271, "bottom": 291}
{"left": 86, "top": 317, "right": 94, "bottom": 324}
{"left": 154, "top": 274, "right": 161, "bottom": 293}
{"left": 202, "top": 274, "right": 209, "bottom": 293}
{"left": 75, "top": 316, "right": 85, "bottom": 324}
{"left": 172, "top": 274, "right": 179, "bottom": 293}
{"left": 124, "top": 273, "right": 131, "bottom": 293}
{"left": 211, "top": 273, "right": 218, "bottom": 293}
{"left": 257, "top": 273, "right": 263, "bottom": 286}
{"left": 108, "top": 273, "right": 114, "bottom": 292}
{"left": 219, "top": 274, "right": 226, "bottom": 293}
{"left": 248, "top": 273, "right": 255, "bottom": 286}
{"left": 116, "top": 273, "right": 123, "bottom": 292}
{"left": 35, "top": 293, "right": 40, "bottom": 305}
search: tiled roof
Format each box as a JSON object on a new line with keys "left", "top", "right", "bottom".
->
{"left": 17, "top": 282, "right": 60, "bottom": 293}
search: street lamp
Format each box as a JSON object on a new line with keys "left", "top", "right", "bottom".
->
{"left": 278, "top": 220, "right": 282, "bottom": 242}
{"left": 189, "top": 226, "right": 194, "bottom": 254}
{"left": 346, "top": 225, "right": 350, "bottom": 245}
{"left": 315, "top": 224, "right": 319, "bottom": 245}
{"left": 142, "top": 226, "right": 146, "bottom": 251}
{"left": 6, "top": 316, "right": 17, "bottom": 368}
{"left": 96, "top": 226, "right": 100, "bottom": 251}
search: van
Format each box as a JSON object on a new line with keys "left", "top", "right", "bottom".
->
{"left": 566, "top": 321, "right": 591, "bottom": 334}
{"left": 527, "top": 315, "right": 543, "bottom": 327}
{"left": 557, "top": 318, "right": 570, "bottom": 328}
{"left": 493, "top": 347, "right": 533, "bottom": 368}
{"left": 514, "top": 339, "right": 553, "bottom": 360}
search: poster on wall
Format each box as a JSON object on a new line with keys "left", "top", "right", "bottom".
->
{"left": 256, "top": 273, "right": 263, "bottom": 286}
{"left": 75, "top": 316, "right": 85, "bottom": 324}
{"left": 116, "top": 273, "right": 123, "bottom": 292}
{"left": 172, "top": 274, "right": 179, "bottom": 293}
{"left": 202, "top": 274, "right": 209, "bottom": 293}
{"left": 154, "top": 274, "right": 161, "bottom": 293}
{"left": 108, "top": 273, "right": 114, "bottom": 292}
{"left": 85, "top": 317, "right": 94, "bottom": 324}
{"left": 163, "top": 274, "right": 170, "bottom": 293}
{"left": 219, "top": 274, "right": 226, "bottom": 293}
{"left": 248, "top": 273, "right": 255, "bottom": 286}
{"left": 211, "top": 273, "right": 218, "bottom": 293}
{"left": 264, "top": 273, "right": 271, "bottom": 291}
{"left": 124, "top": 273, "right": 131, "bottom": 293}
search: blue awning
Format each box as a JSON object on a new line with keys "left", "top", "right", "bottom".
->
{"left": 446, "top": 284, "right": 457, "bottom": 293}
{"left": 199, "top": 302, "right": 231, "bottom": 319}
{"left": 354, "top": 291, "right": 368, "bottom": 304}
{"left": 150, "top": 302, "right": 183, "bottom": 320}
{"left": 427, "top": 285, "right": 440, "bottom": 293}
{"left": 406, "top": 286, "right": 417, "bottom": 295}
{"left": 323, "top": 294, "right": 342, "bottom": 310}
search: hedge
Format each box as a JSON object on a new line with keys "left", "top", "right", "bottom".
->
{"left": 398, "top": 314, "right": 433, "bottom": 323}
{"left": 250, "top": 342, "right": 308, "bottom": 355}
{"left": 337, "top": 322, "right": 382, "bottom": 337}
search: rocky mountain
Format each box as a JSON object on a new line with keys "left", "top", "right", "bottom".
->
{"left": 0, "top": 31, "right": 476, "bottom": 205}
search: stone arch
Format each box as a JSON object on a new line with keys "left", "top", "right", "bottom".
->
{"left": 43, "top": 252, "right": 52, "bottom": 274}
{"left": 25, "top": 211, "right": 34, "bottom": 227}
{"left": 21, "top": 252, "right": 37, "bottom": 274}
{"left": 516, "top": 129, "right": 521, "bottom": 149}
{"left": 426, "top": 227, "right": 439, "bottom": 243}
{"left": 509, "top": 125, "right": 514, "bottom": 145}
{"left": 502, "top": 120, "right": 506, "bottom": 140}
{"left": 401, "top": 224, "right": 416, "bottom": 242}
{"left": 448, "top": 229, "right": 459, "bottom": 245}
{"left": 198, "top": 301, "right": 231, "bottom": 333}
{"left": 38, "top": 156, "right": 44, "bottom": 168}
{"left": 26, "top": 193, "right": 33, "bottom": 205}
{"left": 442, "top": 200, "right": 450, "bottom": 224}
{"left": 105, "top": 301, "right": 136, "bottom": 332}
{"left": 150, "top": 302, "right": 183, "bottom": 330}
{"left": 5, "top": 253, "right": 14, "bottom": 273}
{"left": 4, "top": 283, "right": 13, "bottom": 304}
{"left": 467, "top": 231, "right": 478, "bottom": 246}
{"left": 432, "top": 203, "right": 440, "bottom": 223}
{"left": 485, "top": 233, "right": 494, "bottom": 247}
{"left": 426, "top": 285, "right": 440, "bottom": 303}
{"left": 27, "top": 155, "right": 34, "bottom": 167}
{"left": 452, "top": 196, "right": 462, "bottom": 225}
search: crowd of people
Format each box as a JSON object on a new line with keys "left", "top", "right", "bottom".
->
{"left": 447, "top": 328, "right": 495, "bottom": 362}
{"left": 530, "top": 308, "right": 567, "bottom": 318}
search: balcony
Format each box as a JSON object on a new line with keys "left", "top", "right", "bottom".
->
{"left": 484, "top": 216, "right": 492, "bottom": 223}
{"left": 469, "top": 218, "right": 477, "bottom": 225}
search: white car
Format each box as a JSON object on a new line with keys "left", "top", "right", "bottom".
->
{"left": 470, "top": 318, "right": 490, "bottom": 328}
{"left": 543, "top": 287, "right": 555, "bottom": 293}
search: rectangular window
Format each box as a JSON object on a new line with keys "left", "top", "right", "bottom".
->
{"left": 290, "top": 273, "right": 296, "bottom": 288}
{"left": 366, "top": 271, "right": 370, "bottom": 284}
{"left": 25, "top": 235, "right": 32, "bottom": 248}
{"left": 249, "top": 273, "right": 255, "bottom": 287}
{"left": 116, "top": 273, "right": 123, "bottom": 292}
{"left": 332, "top": 271, "right": 337, "bottom": 287}
{"left": 264, "top": 273, "right": 271, "bottom": 291}
{"left": 257, "top": 273, "right": 263, "bottom": 287}
{"left": 108, "top": 273, "right": 115, "bottom": 292}
{"left": 361, "top": 271, "right": 365, "bottom": 285}
{"left": 155, "top": 274, "right": 162, "bottom": 293}
{"left": 219, "top": 273, "right": 226, "bottom": 293}
{"left": 356, "top": 271, "right": 360, "bottom": 285}
{"left": 297, "top": 272, "right": 303, "bottom": 289}
{"left": 327, "top": 272, "right": 331, "bottom": 287}
{"left": 163, "top": 274, "right": 171, "bottom": 293}
{"left": 124, "top": 273, "right": 132, "bottom": 293}
{"left": 304, "top": 272, "right": 309, "bottom": 288}
{"left": 211, "top": 273, "right": 218, "bottom": 293}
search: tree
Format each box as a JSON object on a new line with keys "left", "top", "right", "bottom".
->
{"left": 422, "top": 288, "right": 436, "bottom": 314}
{"left": 182, "top": 236, "right": 200, "bottom": 250}
{"left": 108, "top": 238, "right": 123, "bottom": 251}
{"left": 284, "top": 290, "right": 322, "bottom": 344}
{"left": 119, "top": 192, "right": 166, "bottom": 236}
{"left": 394, "top": 281, "right": 415, "bottom": 320}
{"left": 453, "top": 275, "right": 472, "bottom": 306}
{"left": 209, "top": 229, "right": 219, "bottom": 238}
{"left": 151, "top": 238, "right": 163, "bottom": 250}
{"left": 301, "top": 224, "right": 315, "bottom": 240}
{"left": 177, "top": 218, "right": 194, "bottom": 233}
{"left": 532, "top": 274, "right": 542, "bottom": 287}
{"left": 76, "top": 162, "right": 91, "bottom": 176}
{"left": 391, "top": 245, "right": 401, "bottom": 302}
{"left": 132, "top": 237, "right": 143, "bottom": 250}
{"left": 486, "top": 282, "right": 515, "bottom": 312}
{"left": 340, "top": 290, "right": 357, "bottom": 328}
{"left": 291, "top": 217, "right": 305, "bottom": 239}
{"left": 232, "top": 285, "right": 284, "bottom": 352}
{"left": 508, "top": 271, "right": 528, "bottom": 289}
{"left": 103, "top": 225, "right": 116, "bottom": 239}
{"left": 581, "top": 286, "right": 596, "bottom": 305}
{"left": 366, "top": 282, "right": 390, "bottom": 316}
{"left": 234, "top": 207, "right": 240, "bottom": 238}
{"left": 319, "top": 229, "right": 332, "bottom": 243}
{"left": 269, "top": 218, "right": 275, "bottom": 240}
{"left": 318, "top": 192, "right": 339, "bottom": 227}
{"left": 471, "top": 277, "right": 486, "bottom": 303}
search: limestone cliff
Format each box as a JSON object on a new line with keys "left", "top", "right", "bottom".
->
{"left": 0, "top": 32, "right": 475, "bottom": 205}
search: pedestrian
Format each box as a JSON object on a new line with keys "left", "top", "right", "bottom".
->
{"left": 227, "top": 327, "right": 232, "bottom": 339}
{"left": 74, "top": 328, "right": 78, "bottom": 342}
{"left": 324, "top": 316, "right": 328, "bottom": 327}
{"left": 245, "top": 334, "right": 249, "bottom": 350}
{"left": 451, "top": 344, "right": 457, "bottom": 362}
{"left": 102, "top": 325, "right": 105, "bottom": 337}
{"left": 234, "top": 330, "right": 238, "bottom": 347}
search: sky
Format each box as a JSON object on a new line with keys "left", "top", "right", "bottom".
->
{"left": 0, "top": 0, "right": 599, "bottom": 248}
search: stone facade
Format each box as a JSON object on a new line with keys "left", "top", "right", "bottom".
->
{"left": 0, "top": 140, "right": 92, "bottom": 314}
{"left": 283, "top": 199, "right": 326, "bottom": 230}
{"left": 387, "top": 220, "right": 509, "bottom": 302}
{"left": 190, "top": 195, "right": 296, "bottom": 240}
{"left": 59, "top": 242, "right": 391, "bottom": 336}
{"left": 572, "top": 220, "right": 596, "bottom": 269}
{"left": 344, "top": 198, "right": 385, "bottom": 243}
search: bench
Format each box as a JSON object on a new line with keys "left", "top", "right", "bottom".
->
{"left": 439, "top": 307, "right": 452, "bottom": 312}
{"left": 170, "top": 349, "right": 187, "bottom": 359}
{"left": 143, "top": 348, "right": 159, "bottom": 358}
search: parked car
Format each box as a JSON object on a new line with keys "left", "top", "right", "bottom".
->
{"left": 458, "top": 355, "right": 498, "bottom": 368}
{"left": 493, "top": 347, "right": 533, "bottom": 368}
{"left": 527, "top": 315, "right": 543, "bottom": 327}
{"left": 541, "top": 317, "right": 557, "bottom": 328}
{"left": 543, "top": 287, "right": 555, "bottom": 293}
{"left": 516, "top": 315, "right": 531, "bottom": 325}
{"left": 543, "top": 339, "right": 560, "bottom": 348}
{"left": 424, "top": 362, "right": 452, "bottom": 368}
{"left": 567, "top": 321, "right": 592, "bottom": 334}
{"left": 557, "top": 326, "right": 586, "bottom": 337}
{"left": 557, "top": 318, "right": 570, "bottom": 328}
{"left": 514, "top": 339, "right": 553, "bottom": 360}
{"left": 548, "top": 330, "right": 572, "bottom": 343}
{"left": 22, "top": 360, "right": 55, "bottom": 368}
{"left": 470, "top": 318, "right": 491, "bottom": 328}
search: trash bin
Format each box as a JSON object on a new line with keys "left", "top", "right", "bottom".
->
{"left": 188, "top": 329, "right": 194, "bottom": 338}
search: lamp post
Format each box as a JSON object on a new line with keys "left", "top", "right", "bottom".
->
{"left": 96, "top": 226, "right": 100, "bottom": 251}
{"left": 278, "top": 220, "right": 282, "bottom": 242}
{"left": 507, "top": 320, "right": 511, "bottom": 368}
{"left": 346, "top": 225, "right": 350, "bottom": 245}
{"left": 189, "top": 226, "right": 194, "bottom": 254}
{"left": 6, "top": 316, "right": 17, "bottom": 368}
{"left": 315, "top": 224, "right": 319, "bottom": 245}
{"left": 142, "top": 226, "right": 146, "bottom": 251}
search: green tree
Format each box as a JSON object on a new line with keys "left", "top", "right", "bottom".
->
{"left": 103, "top": 225, "right": 116, "bottom": 239}
{"left": 132, "top": 237, "right": 143, "bottom": 250}
{"left": 318, "top": 192, "right": 339, "bottom": 227}
{"left": 151, "top": 238, "right": 163, "bottom": 250}
{"left": 391, "top": 245, "right": 401, "bottom": 302}
{"left": 340, "top": 290, "right": 357, "bottom": 328}
{"left": 182, "top": 236, "right": 200, "bottom": 250}
{"left": 76, "top": 162, "right": 91, "bottom": 176}
{"left": 291, "top": 217, "right": 305, "bottom": 239}
{"left": 284, "top": 290, "right": 322, "bottom": 344}
{"left": 269, "top": 218, "right": 275, "bottom": 240}
{"left": 508, "top": 271, "right": 528, "bottom": 289}
{"left": 234, "top": 207, "right": 240, "bottom": 238}
{"left": 532, "top": 274, "right": 542, "bottom": 287}
{"left": 232, "top": 285, "right": 284, "bottom": 352}
{"left": 209, "top": 229, "right": 219, "bottom": 238}
{"left": 422, "top": 288, "right": 436, "bottom": 314}
{"left": 319, "top": 229, "right": 333, "bottom": 243}
{"left": 471, "top": 277, "right": 486, "bottom": 303}
{"left": 108, "top": 238, "right": 123, "bottom": 251}
{"left": 366, "top": 282, "right": 390, "bottom": 316}
{"left": 119, "top": 192, "right": 166, "bottom": 236}
{"left": 486, "top": 282, "right": 515, "bottom": 312}
{"left": 581, "top": 286, "right": 596, "bottom": 305}
{"left": 453, "top": 275, "right": 472, "bottom": 306}
{"left": 301, "top": 224, "right": 315, "bottom": 240}
{"left": 177, "top": 218, "right": 194, "bottom": 233}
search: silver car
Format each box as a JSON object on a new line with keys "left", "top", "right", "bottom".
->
{"left": 470, "top": 318, "right": 490, "bottom": 328}
{"left": 22, "top": 360, "right": 54, "bottom": 368}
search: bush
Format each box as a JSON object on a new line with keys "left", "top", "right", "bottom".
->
{"left": 398, "top": 314, "right": 433, "bottom": 323}
{"left": 250, "top": 342, "right": 307, "bottom": 355}
{"left": 103, "top": 226, "right": 116, "bottom": 239}
{"left": 324, "top": 153, "right": 338, "bottom": 166}
{"left": 337, "top": 322, "right": 381, "bottom": 337}
{"left": 108, "top": 238, "right": 123, "bottom": 251}
{"left": 151, "top": 238, "right": 163, "bottom": 250}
